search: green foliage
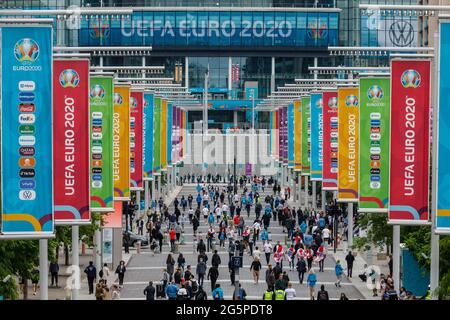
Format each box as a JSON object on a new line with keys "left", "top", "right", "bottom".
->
{"left": 436, "top": 272, "right": 450, "bottom": 300}
{"left": 353, "top": 213, "right": 392, "bottom": 253}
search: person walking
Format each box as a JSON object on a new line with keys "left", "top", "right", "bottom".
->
{"left": 211, "top": 250, "right": 221, "bottom": 268}
{"left": 263, "top": 241, "right": 272, "bottom": 265}
{"left": 166, "top": 254, "right": 175, "bottom": 282}
{"left": 169, "top": 227, "right": 177, "bottom": 253}
{"left": 49, "top": 260, "right": 59, "bottom": 287}
{"left": 196, "top": 258, "right": 207, "bottom": 287}
{"left": 115, "top": 260, "right": 127, "bottom": 287}
{"left": 296, "top": 256, "right": 307, "bottom": 285}
{"left": 345, "top": 251, "right": 355, "bottom": 277}
{"left": 317, "top": 284, "right": 329, "bottom": 300}
{"left": 307, "top": 268, "right": 317, "bottom": 300}
{"left": 284, "top": 282, "right": 296, "bottom": 300}
{"left": 84, "top": 261, "right": 97, "bottom": 295}
{"left": 143, "top": 281, "right": 156, "bottom": 300}
{"left": 250, "top": 257, "right": 262, "bottom": 284}
{"left": 212, "top": 284, "right": 224, "bottom": 300}
{"left": 335, "top": 260, "right": 344, "bottom": 288}
{"left": 207, "top": 265, "right": 220, "bottom": 292}
{"left": 177, "top": 253, "right": 186, "bottom": 271}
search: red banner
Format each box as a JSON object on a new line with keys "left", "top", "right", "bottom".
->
{"left": 322, "top": 91, "right": 338, "bottom": 190}
{"left": 389, "top": 60, "right": 430, "bottom": 223}
{"left": 53, "top": 59, "right": 90, "bottom": 223}
{"left": 130, "top": 90, "right": 144, "bottom": 190}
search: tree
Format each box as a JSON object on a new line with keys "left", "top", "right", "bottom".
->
{"left": 353, "top": 213, "right": 393, "bottom": 254}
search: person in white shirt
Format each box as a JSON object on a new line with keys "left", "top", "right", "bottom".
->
{"left": 222, "top": 204, "right": 229, "bottom": 214}
{"left": 322, "top": 226, "right": 331, "bottom": 246}
{"left": 202, "top": 207, "right": 209, "bottom": 221}
{"left": 253, "top": 246, "right": 261, "bottom": 260}
{"left": 284, "top": 282, "right": 296, "bottom": 300}
{"left": 263, "top": 241, "right": 273, "bottom": 265}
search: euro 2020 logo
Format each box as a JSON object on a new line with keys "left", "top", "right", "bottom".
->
{"left": 59, "top": 69, "right": 80, "bottom": 88}
{"left": 367, "top": 85, "right": 384, "bottom": 100}
{"left": 345, "top": 95, "right": 359, "bottom": 107}
{"left": 114, "top": 93, "right": 123, "bottom": 105}
{"left": 328, "top": 97, "right": 338, "bottom": 109}
{"left": 316, "top": 98, "right": 323, "bottom": 109}
{"left": 401, "top": 69, "right": 421, "bottom": 88}
{"left": 14, "top": 38, "right": 39, "bottom": 64}
{"left": 90, "top": 84, "right": 105, "bottom": 100}
{"left": 130, "top": 97, "right": 138, "bottom": 109}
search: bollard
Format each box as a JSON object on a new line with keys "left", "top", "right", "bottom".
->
{"left": 137, "top": 241, "right": 141, "bottom": 254}
{"left": 81, "top": 242, "right": 86, "bottom": 255}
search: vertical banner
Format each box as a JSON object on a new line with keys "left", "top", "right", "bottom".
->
{"left": 130, "top": 90, "right": 144, "bottom": 191}
{"left": 113, "top": 85, "right": 130, "bottom": 200}
{"left": 359, "top": 77, "right": 390, "bottom": 213}
{"left": 103, "top": 201, "right": 123, "bottom": 228}
{"left": 161, "top": 99, "right": 168, "bottom": 171}
{"left": 53, "top": 59, "right": 90, "bottom": 224}
{"left": 167, "top": 102, "right": 173, "bottom": 167}
{"left": 278, "top": 108, "right": 284, "bottom": 163}
{"left": 89, "top": 77, "right": 114, "bottom": 212}
{"left": 287, "top": 103, "right": 294, "bottom": 168}
{"left": 390, "top": 59, "right": 430, "bottom": 224}
{"left": 172, "top": 106, "right": 178, "bottom": 165}
{"left": 143, "top": 93, "right": 154, "bottom": 180}
{"left": 322, "top": 91, "right": 338, "bottom": 190}
{"left": 337, "top": 87, "right": 359, "bottom": 202}
{"left": 274, "top": 110, "right": 279, "bottom": 160}
{"left": 301, "top": 96, "right": 311, "bottom": 175}
{"left": 293, "top": 100, "right": 301, "bottom": 171}
{"left": 179, "top": 109, "right": 184, "bottom": 161}
{"left": 102, "top": 228, "right": 113, "bottom": 264}
{"left": 153, "top": 97, "right": 161, "bottom": 175}
{"left": 437, "top": 22, "right": 450, "bottom": 232}
{"left": 269, "top": 111, "right": 273, "bottom": 156}
{"left": 311, "top": 93, "right": 323, "bottom": 181}
{"left": 0, "top": 26, "right": 54, "bottom": 234}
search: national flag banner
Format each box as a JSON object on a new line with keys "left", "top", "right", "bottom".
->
{"left": 338, "top": 87, "right": 359, "bottom": 202}
{"left": 153, "top": 97, "right": 161, "bottom": 175}
{"left": 301, "top": 96, "right": 311, "bottom": 175}
{"left": 322, "top": 91, "right": 338, "bottom": 190}
{"left": 130, "top": 90, "right": 144, "bottom": 191}
{"left": 390, "top": 59, "right": 430, "bottom": 224}
{"left": 161, "top": 99, "right": 168, "bottom": 171}
{"left": 143, "top": 92, "right": 154, "bottom": 181}
{"left": 288, "top": 103, "right": 294, "bottom": 168}
{"left": 437, "top": 22, "right": 450, "bottom": 232}
{"left": 53, "top": 59, "right": 90, "bottom": 224}
{"left": 89, "top": 76, "right": 114, "bottom": 212}
{"left": 0, "top": 26, "right": 54, "bottom": 235}
{"left": 311, "top": 92, "right": 323, "bottom": 181}
{"left": 113, "top": 85, "right": 130, "bottom": 201}
{"left": 359, "top": 77, "right": 390, "bottom": 213}
{"left": 294, "top": 100, "right": 302, "bottom": 171}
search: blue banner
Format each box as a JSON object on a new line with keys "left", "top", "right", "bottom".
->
{"left": 167, "top": 102, "right": 173, "bottom": 166}
{"left": 311, "top": 93, "right": 323, "bottom": 181}
{"left": 79, "top": 10, "right": 339, "bottom": 48}
{"left": 0, "top": 26, "right": 53, "bottom": 234}
{"left": 437, "top": 22, "right": 450, "bottom": 231}
{"left": 287, "top": 103, "right": 294, "bottom": 168}
{"left": 143, "top": 93, "right": 154, "bottom": 180}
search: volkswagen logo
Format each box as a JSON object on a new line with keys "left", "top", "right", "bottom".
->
{"left": 389, "top": 20, "right": 415, "bottom": 47}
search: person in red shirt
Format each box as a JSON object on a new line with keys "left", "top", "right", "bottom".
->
{"left": 233, "top": 214, "right": 240, "bottom": 226}
{"left": 169, "top": 228, "right": 177, "bottom": 253}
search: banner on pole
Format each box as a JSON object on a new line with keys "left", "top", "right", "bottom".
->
{"left": 153, "top": 97, "right": 161, "bottom": 175}
{"left": 130, "top": 90, "right": 143, "bottom": 191}
{"left": 89, "top": 76, "right": 114, "bottom": 212}
{"left": 143, "top": 93, "right": 154, "bottom": 180}
{"left": 113, "top": 85, "right": 130, "bottom": 200}
{"left": 54, "top": 59, "right": 90, "bottom": 224}
{"left": 288, "top": 103, "right": 294, "bottom": 169}
{"left": 337, "top": 87, "right": 359, "bottom": 202}
{"left": 359, "top": 77, "right": 390, "bottom": 213}
{"left": 103, "top": 201, "right": 123, "bottom": 228}
{"left": 322, "top": 91, "right": 338, "bottom": 190}
{"left": 389, "top": 59, "right": 430, "bottom": 224}
{"left": 0, "top": 26, "right": 54, "bottom": 234}
{"left": 167, "top": 102, "right": 173, "bottom": 167}
{"left": 311, "top": 93, "right": 323, "bottom": 181}
{"left": 301, "top": 96, "right": 311, "bottom": 175}
{"left": 294, "top": 100, "right": 302, "bottom": 171}
{"left": 161, "top": 99, "right": 168, "bottom": 171}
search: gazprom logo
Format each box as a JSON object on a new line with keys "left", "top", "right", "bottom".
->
{"left": 345, "top": 95, "right": 359, "bottom": 107}
{"left": 14, "top": 38, "right": 39, "bottom": 63}
{"left": 367, "top": 85, "right": 383, "bottom": 100}
{"left": 59, "top": 69, "right": 80, "bottom": 88}
{"left": 401, "top": 69, "right": 421, "bottom": 88}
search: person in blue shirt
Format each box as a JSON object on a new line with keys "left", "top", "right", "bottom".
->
{"left": 196, "top": 183, "right": 202, "bottom": 194}
{"left": 319, "top": 216, "right": 326, "bottom": 229}
{"left": 212, "top": 284, "right": 224, "bottom": 300}
{"left": 165, "top": 281, "right": 178, "bottom": 300}
{"left": 196, "top": 193, "right": 202, "bottom": 208}
{"left": 307, "top": 269, "right": 317, "bottom": 300}
{"left": 300, "top": 221, "right": 308, "bottom": 234}
{"left": 304, "top": 233, "right": 313, "bottom": 247}
{"left": 260, "top": 228, "right": 269, "bottom": 242}
{"left": 335, "top": 260, "right": 344, "bottom": 288}
{"left": 208, "top": 212, "right": 215, "bottom": 226}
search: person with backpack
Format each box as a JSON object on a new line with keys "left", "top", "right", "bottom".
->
{"left": 177, "top": 283, "right": 189, "bottom": 300}
{"left": 99, "top": 263, "right": 110, "bottom": 283}
{"left": 307, "top": 268, "right": 317, "bottom": 300}
{"left": 212, "top": 284, "right": 224, "bottom": 300}
{"left": 296, "top": 256, "right": 307, "bottom": 284}
{"left": 165, "top": 281, "right": 178, "bottom": 300}
{"left": 317, "top": 285, "right": 329, "bottom": 300}
{"left": 143, "top": 281, "right": 156, "bottom": 300}
{"left": 195, "top": 285, "right": 207, "bottom": 300}
{"left": 233, "top": 284, "right": 247, "bottom": 300}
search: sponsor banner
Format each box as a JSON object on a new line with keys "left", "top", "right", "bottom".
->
{"left": 311, "top": 93, "right": 323, "bottom": 181}
{"left": 103, "top": 201, "right": 122, "bottom": 228}
{"left": 390, "top": 60, "right": 430, "bottom": 224}
{"left": 153, "top": 97, "right": 161, "bottom": 174}
{"left": 301, "top": 96, "right": 311, "bottom": 175}
{"left": 89, "top": 77, "right": 114, "bottom": 211}
{"left": 167, "top": 102, "right": 173, "bottom": 166}
{"left": 113, "top": 85, "right": 130, "bottom": 200}
{"left": 53, "top": 59, "right": 90, "bottom": 223}
{"left": 438, "top": 23, "right": 450, "bottom": 231}
{"left": 287, "top": 103, "right": 294, "bottom": 168}
{"left": 322, "top": 91, "right": 338, "bottom": 190}
{"left": 293, "top": 100, "right": 302, "bottom": 171}
{"left": 130, "top": 91, "right": 144, "bottom": 190}
{"left": 0, "top": 26, "right": 54, "bottom": 234}
{"left": 143, "top": 93, "right": 154, "bottom": 180}
{"left": 161, "top": 99, "right": 168, "bottom": 170}
{"left": 281, "top": 106, "right": 288, "bottom": 165}
{"left": 338, "top": 87, "right": 359, "bottom": 202}
{"left": 102, "top": 228, "right": 113, "bottom": 264}
{"left": 359, "top": 77, "right": 390, "bottom": 213}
